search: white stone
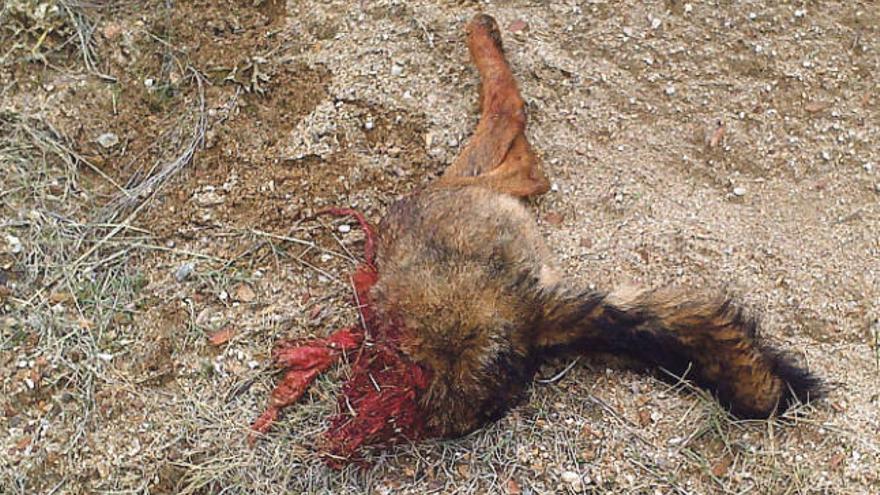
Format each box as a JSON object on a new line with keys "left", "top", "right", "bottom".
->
{"left": 561, "top": 471, "right": 580, "bottom": 484}
{"left": 96, "top": 132, "right": 119, "bottom": 148}
{"left": 5, "top": 234, "right": 22, "bottom": 254}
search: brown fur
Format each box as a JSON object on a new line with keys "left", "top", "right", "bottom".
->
{"left": 253, "top": 14, "right": 823, "bottom": 457}
{"left": 368, "top": 14, "right": 821, "bottom": 437}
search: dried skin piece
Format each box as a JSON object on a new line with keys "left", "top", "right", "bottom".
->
{"left": 435, "top": 14, "right": 550, "bottom": 197}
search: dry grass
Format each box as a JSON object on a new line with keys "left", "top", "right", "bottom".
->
{"left": 1, "top": 9, "right": 209, "bottom": 487}
{"left": 0, "top": 110, "right": 137, "bottom": 492}
{"left": 2, "top": 1, "right": 879, "bottom": 494}
{"left": 0, "top": 0, "right": 107, "bottom": 76}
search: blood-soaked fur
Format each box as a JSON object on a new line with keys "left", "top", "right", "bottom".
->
{"left": 252, "top": 14, "right": 822, "bottom": 464}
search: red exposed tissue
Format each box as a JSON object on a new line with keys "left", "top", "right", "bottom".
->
{"left": 251, "top": 209, "right": 432, "bottom": 466}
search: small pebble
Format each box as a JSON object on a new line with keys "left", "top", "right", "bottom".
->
{"left": 175, "top": 262, "right": 195, "bottom": 282}
{"left": 234, "top": 284, "right": 256, "bottom": 303}
{"left": 194, "top": 190, "right": 224, "bottom": 207}
{"left": 144, "top": 78, "right": 154, "bottom": 87}
{"left": 5, "top": 234, "right": 22, "bottom": 254}
{"left": 684, "top": 3, "right": 693, "bottom": 14}
{"left": 561, "top": 471, "right": 580, "bottom": 484}
{"left": 96, "top": 132, "right": 119, "bottom": 149}
{"left": 665, "top": 85, "right": 676, "bottom": 96}
{"left": 103, "top": 23, "right": 123, "bottom": 39}
{"left": 508, "top": 19, "right": 528, "bottom": 33}
{"left": 544, "top": 212, "right": 565, "bottom": 226}
{"left": 391, "top": 64, "right": 404, "bottom": 77}
{"left": 364, "top": 120, "right": 374, "bottom": 130}
{"left": 338, "top": 224, "right": 351, "bottom": 233}
{"left": 733, "top": 186, "right": 747, "bottom": 197}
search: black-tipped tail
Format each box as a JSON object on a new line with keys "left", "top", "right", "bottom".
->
{"left": 536, "top": 286, "right": 823, "bottom": 418}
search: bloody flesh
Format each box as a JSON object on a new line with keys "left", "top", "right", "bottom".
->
{"left": 251, "top": 210, "right": 433, "bottom": 465}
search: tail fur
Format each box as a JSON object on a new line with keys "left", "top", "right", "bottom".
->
{"left": 537, "top": 286, "right": 823, "bottom": 418}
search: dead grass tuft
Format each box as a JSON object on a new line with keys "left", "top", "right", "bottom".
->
{"left": 0, "top": 0, "right": 111, "bottom": 77}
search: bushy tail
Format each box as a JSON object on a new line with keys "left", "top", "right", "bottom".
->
{"left": 537, "top": 286, "right": 823, "bottom": 418}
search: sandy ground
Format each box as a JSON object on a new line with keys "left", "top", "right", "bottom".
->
{"left": 1, "top": 1, "right": 878, "bottom": 493}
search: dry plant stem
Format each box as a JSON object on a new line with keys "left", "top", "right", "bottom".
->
{"left": 21, "top": 68, "right": 206, "bottom": 306}
{"left": 104, "top": 67, "right": 207, "bottom": 215}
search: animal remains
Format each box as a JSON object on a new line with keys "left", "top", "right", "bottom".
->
{"left": 251, "top": 14, "right": 822, "bottom": 466}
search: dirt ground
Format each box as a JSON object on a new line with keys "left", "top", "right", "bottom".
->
{"left": 1, "top": 1, "right": 878, "bottom": 493}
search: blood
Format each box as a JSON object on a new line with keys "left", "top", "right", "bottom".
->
{"left": 322, "top": 264, "right": 432, "bottom": 466}
{"left": 251, "top": 210, "right": 433, "bottom": 467}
